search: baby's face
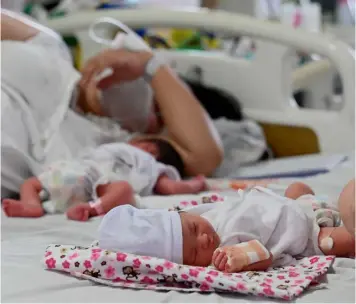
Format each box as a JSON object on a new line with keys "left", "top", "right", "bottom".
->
{"left": 180, "top": 212, "right": 220, "bottom": 267}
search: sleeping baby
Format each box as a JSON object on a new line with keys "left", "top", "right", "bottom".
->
{"left": 98, "top": 180, "right": 355, "bottom": 272}
{"left": 2, "top": 139, "right": 206, "bottom": 221}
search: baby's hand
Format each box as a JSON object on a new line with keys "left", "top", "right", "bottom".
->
{"left": 212, "top": 241, "right": 271, "bottom": 273}
{"left": 213, "top": 246, "right": 249, "bottom": 273}
{"left": 212, "top": 249, "right": 228, "bottom": 271}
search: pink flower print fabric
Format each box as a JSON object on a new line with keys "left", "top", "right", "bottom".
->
{"left": 44, "top": 244, "right": 334, "bottom": 300}
{"left": 169, "top": 193, "right": 225, "bottom": 212}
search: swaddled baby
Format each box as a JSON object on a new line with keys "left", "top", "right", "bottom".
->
{"left": 98, "top": 181, "right": 355, "bottom": 273}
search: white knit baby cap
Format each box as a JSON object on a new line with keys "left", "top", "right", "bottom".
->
{"left": 89, "top": 17, "right": 154, "bottom": 133}
{"left": 98, "top": 205, "right": 183, "bottom": 263}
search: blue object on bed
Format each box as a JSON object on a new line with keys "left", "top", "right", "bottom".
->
{"left": 231, "top": 154, "right": 348, "bottom": 179}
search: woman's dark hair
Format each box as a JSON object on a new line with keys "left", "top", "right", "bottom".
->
{"left": 147, "top": 139, "right": 185, "bottom": 177}
{"left": 182, "top": 78, "right": 244, "bottom": 122}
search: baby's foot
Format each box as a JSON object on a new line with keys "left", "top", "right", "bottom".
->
{"left": 2, "top": 199, "right": 44, "bottom": 217}
{"left": 185, "top": 175, "right": 207, "bottom": 193}
{"left": 212, "top": 249, "right": 228, "bottom": 272}
{"left": 66, "top": 203, "right": 91, "bottom": 221}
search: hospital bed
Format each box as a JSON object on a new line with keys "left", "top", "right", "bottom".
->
{"left": 1, "top": 9, "right": 355, "bottom": 303}
{"left": 1, "top": 159, "right": 355, "bottom": 303}
{"left": 44, "top": 8, "right": 355, "bottom": 158}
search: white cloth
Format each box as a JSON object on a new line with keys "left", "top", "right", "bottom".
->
{"left": 1, "top": 32, "right": 79, "bottom": 197}
{"left": 101, "top": 79, "right": 153, "bottom": 133}
{"left": 185, "top": 187, "right": 323, "bottom": 267}
{"left": 212, "top": 118, "right": 270, "bottom": 178}
{"left": 80, "top": 143, "right": 180, "bottom": 196}
{"left": 98, "top": 205, "right": 183, "bottom": 263}
{"left": 90, "top": 17, "right": 154, "bottom": 133}
{"left": 1, "top": 32, "right": 132, "bottom": 198}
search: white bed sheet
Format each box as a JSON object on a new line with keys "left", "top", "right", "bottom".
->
{"left": 1, "top": 153, "right": 355, "bottom": 303}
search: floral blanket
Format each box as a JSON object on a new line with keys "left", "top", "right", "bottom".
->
{"left": 44, "top": 244, "right": 334, "bottom": 300}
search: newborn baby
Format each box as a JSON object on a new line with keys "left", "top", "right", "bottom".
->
{"left": 98, "top": 180, "right": 355, "bottom": 273}
{"left": 2, "top": 140, "right": 205, "bottom": 221}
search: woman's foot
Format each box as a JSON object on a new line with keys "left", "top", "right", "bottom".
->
{"left": 66, "top": 203, "right": 92, "bottom": 221}
{"left": 2, "top": 199, "right": 44, "bottom": 217}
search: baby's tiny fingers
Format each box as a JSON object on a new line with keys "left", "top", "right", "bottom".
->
{"left": 213, "top": 251, "right": 226, "bottom": 270}
{"left": 214, "top": 251, "right": 224, "bottom": 268}
{"left": 219, "top": 255, "right": 228, "bottom": 271}
{"left": 212, "top": 250, "right": 219, "bottom": 262}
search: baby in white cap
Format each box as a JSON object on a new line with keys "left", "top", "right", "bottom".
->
{"left": 98, "top": 181, "right": 355, "bottom": 272}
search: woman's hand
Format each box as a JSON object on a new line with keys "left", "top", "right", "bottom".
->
{"left": 80, "top": 49, "right": 153, "bottom": 90}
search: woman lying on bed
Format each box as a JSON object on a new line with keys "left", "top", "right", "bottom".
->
{"left": 1, "top": 9, "right": 223, "bottom": 199}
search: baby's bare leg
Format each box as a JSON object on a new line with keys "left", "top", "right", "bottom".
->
{"left": 2, "top": 177, "right": 44, "bottom": 217}
{"left": 284, "top": 182, "right": 315, "bottom": 200}
{"left": 66, "top": 181, "right": 134, "bottom": 221}
{"left": 319, "top": 226, "right": 355, "bottom": 257}
{"left": 154, "top": 175, "right": 206, "bottom": 195}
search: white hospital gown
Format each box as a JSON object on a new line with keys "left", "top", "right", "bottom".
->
{"left": 1, "top": 32, "right": 132, "bottom": 199}
{"left": 196, "top": 187, "right": 324, "bottom": 267}
{"left": 39, "top": 143, "right": 180, "bottom": 213}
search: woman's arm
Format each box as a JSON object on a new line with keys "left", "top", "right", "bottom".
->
{"left": 1, "top": 9, "right": 60, "bottom": 42}
{"left": 81, "top": 50, "right": 224, "bottom": 176}
{"left": 149, "top": 65, "right": 223, "bottom": 176}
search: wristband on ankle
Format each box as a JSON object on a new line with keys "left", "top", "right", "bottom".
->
{"left": 89, "top": 198, "right": 104, "bottom": 215}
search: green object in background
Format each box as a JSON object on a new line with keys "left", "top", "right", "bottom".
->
{"left": 63, "top": 36, "right": 82, "bottom": 69}
{"left": 176, "top": 32, "right": 205, "bottom": 50}
{"left": 49, "top": 10, "right": 67, "bottom": 18}
{"left": 63, "top": 35, "right": 78, "bottom": 47}
{"left": 23, "top": 2, "right": 34, "bottom": 15}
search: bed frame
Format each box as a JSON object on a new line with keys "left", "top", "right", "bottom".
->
{"left": 45, "top": 8, "right": 355, "bottom": 157}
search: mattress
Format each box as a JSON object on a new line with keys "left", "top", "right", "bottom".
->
{"left": 1, "top": 153, "right": 355, "bottom": 303}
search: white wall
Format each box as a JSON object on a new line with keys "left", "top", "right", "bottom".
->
{"left": 218, "top": 0, "right": 256, "bottom": 16}
{"left": 1, "top": 0, "right": 27, "bottom": 12}
{"left": 218, "top": 0, "right": 281, "bottom": 19}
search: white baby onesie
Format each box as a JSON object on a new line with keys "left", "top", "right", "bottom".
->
{"left": 80, "top": 142, "right": 180, "bottom": 196}
{"left": 196, "top": 187, "right": 323, "bottom": 267}
{"left": 39, "top": 143, "right": 180, "bottom": 213}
